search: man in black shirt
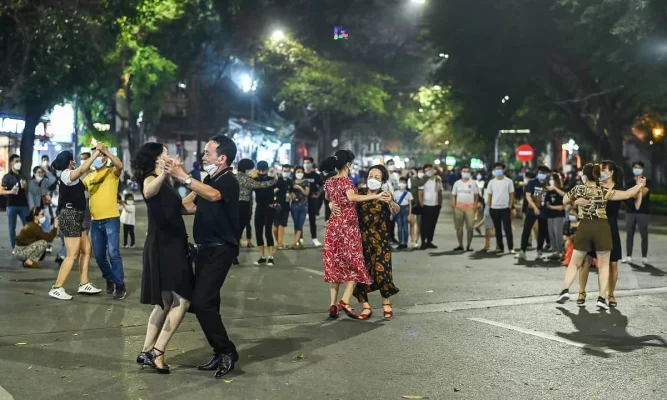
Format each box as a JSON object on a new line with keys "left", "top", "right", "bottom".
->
{"left": 623, "top": 160, "right": 651, "bottom": 264}
{"left": 273, "top": 164, "right": 293, "bottom": 249}
{"left": 303, "top": 156, "right": 324, "bottom": 247}
{"left": 166, "top": 134, "right": 239, "bottom": 379}
{"left": 1, "top": 154, "right": 29, "bottom": 249}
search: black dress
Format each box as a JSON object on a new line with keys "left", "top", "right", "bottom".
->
{"left": 140, "top": 177, "right": 194, "bottom": 306}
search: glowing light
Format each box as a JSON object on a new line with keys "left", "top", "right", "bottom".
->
{"left": 504, "top": 95, "right": 509, "bottom": 100}
{"left": 178, "top": 82, "right": 186, "bottom": 89}
{"left": 445, "top": 156, "right": 457, "bottom": 166}
{"left": 241, "top": 74, "right": 253, "bottom": 93}
{"left": 411, "top": 0, "right": 426, "bottom": 4}
{"left": 271, "top": 30, "right": 285, "bottom": 41}
{"left": 419, "top": 108, "right": 424, "bottom": 113}
{"left": 433, "top": 85, "right": 442, "bottom": 91}
{"left": 434, "top": 159, "right": 441, "bottom": 165}
{"left": 404, "top": 158, "right": 410, "bottom": 162}
{"left": 334, "top": 26, "right": 349, "bottom": 40}
{"left": 439, "top": 53, "right": 449, "bottom": 58}
{"left": 653, "top": 128, "right": 664, "bottom": 139}
{"left": 445, "top": 140, "right": 450, "bottom": 145}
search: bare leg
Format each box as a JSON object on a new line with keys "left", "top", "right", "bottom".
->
{"left": 268, "top": 246, "right": 274, "bottom": 258}
{"left": 273, "top": 226, "right": 279, "bottom": 246}
{"left": 608, "top": 261, "right": 619, "bottom": 298}
{"left": 329, "top": 283, "right": 340, "bottom": 306}
{"left": 78, "top": 232, "right": 92, "bottom": 284}
{"left": 340, "top": 281, "right": 357, "bottom": 305}
{"left": 294, "top": 230, "right": 303, "bottom": 246}
{"left": 257, "top": 245, "right": 265, "bottom": 258}
{"left": 152, "top": 292, "right": 191, "bottom": 368}
{"left": 578, "top": 258, "right": 591, "bottom": 295}
{"left": 54, "top": 237, "right": 82, "bottom": 287}
{"left": 597, "top": 251, "right": 611, "bottom": 300}
{"left": 562, "top": 250, "right": 587, "bottom": 290}
{"left": 142, "top": 291, "right": 172, "bottom": 352}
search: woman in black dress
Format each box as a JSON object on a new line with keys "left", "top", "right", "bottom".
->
{"left": 133, "top": 142, "right": 194, "bottom": 373}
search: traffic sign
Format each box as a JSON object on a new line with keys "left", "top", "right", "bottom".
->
{"left": 516, "top": 144, "right": 535, "bottom": 162}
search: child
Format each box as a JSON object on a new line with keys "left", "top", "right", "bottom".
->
{"left": 393, "top": 177, "right": 413, "bottom": 249}
{"left": 120, "top": 193, "right": 136, "bottom": 248}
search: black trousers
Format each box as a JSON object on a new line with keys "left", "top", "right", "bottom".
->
{"left": 239, "top": 200, "right": 252, "bottom": 240}
{"left": 192, "top": 245, "right": 236, "bottom": 355}
{"left": 490, "top": 208, "right": 514, "bottom": 251}
{"left": 254, "top": 205, "right": 275, "bottom": 247}
{"left": 123, "top": 224, "right": 135, "bottom": 246}
{"left": 420, "top": 205, "right": 440, "bottom": 244}
{"left": 307, "top": 197, "right": 319, "bottom": 239}
{"left": 520, "top": 214, "right": 548, "bottom": 252}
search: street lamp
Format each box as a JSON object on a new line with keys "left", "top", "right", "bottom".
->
{"left": 411, "top": 0, "right": 426, "bottom": 4}
{"left": 439, "top": 53, "right": 449, "bottom": 58}
{"left": 271, "top": 29, "right": 286, "bottom": 41}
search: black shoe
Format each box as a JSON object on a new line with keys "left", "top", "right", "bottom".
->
{"left": 214, "top": 353, "right": 236, "bottom": 379}
{"left": 114, "top": 286, "right": 127, "bottom": 300}
{"left": 39, "top": 250, "right": 47, "bottom": 261}
{"left": 556, "top": 289, "right": 570, "bottom": 304}
{"left": 453, "top": 246, "right": 464, "bottom": 251}
{"left": 419, "top": 243, "right": 428, "bottom": 250}
{"left": 397, "top": 244, "right": 407, "bottom": 250}
{"left": 106, "top": 281, "right": 115, "bottom": 294}
{"left": 55, "top": 256, "right": 64, "bottom": 265}
{"left": 232, "top": 257, "right": 240, "bottom": 266}
{"left": 198, "top": 351, "right": 239, "bottom": 371}
{"left": 267, "top": 257, "right": 274, "bottom": 266}
{"left": 466, "top": 246, "right": 473, "bottom": 252}
{"left": 148, "top": 348, "right": 170, "bottom": 374}
{"left": 427, "top": 243, "right": 438, "bottom": 249}
{"left": 596, "top": 296, "right": 609, "bottom": 310}
{"left": 254, "top": 257, "right": 266, "bottom": 266}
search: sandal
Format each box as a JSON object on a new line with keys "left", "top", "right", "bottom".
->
{"left": 247, "top": 242, "right": 255, "bottom": 248}
{"left": 358, "top": 307, "right": 373, "bottom": 320}
{"left": 148, "top": 348, "right": 170, "bottom": 374}
{"left": 382, "top": 303, "right": 393, "bottom": 319}
{"left": 337, "top": 300, "right": 359, "bottom": 319}
{"left": 609, "top": 294, "right": 617, "bottom": 308}
{"left": 576, "top": 292, "right": 586, "bottom": 306}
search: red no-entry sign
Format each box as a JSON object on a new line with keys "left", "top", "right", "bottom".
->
{"left": 516, "top": 144, "right": 535, "bottom": 162}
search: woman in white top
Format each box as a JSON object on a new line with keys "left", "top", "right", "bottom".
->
{"left": 49, "top": 149, "right": 103, "bottom": 300}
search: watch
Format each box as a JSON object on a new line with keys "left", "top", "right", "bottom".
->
{"left": 183, "top": 177, "right": 192, "bottom": 186}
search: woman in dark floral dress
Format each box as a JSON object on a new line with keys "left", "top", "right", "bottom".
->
{"left": 354, "top": 165, "right": 400, "bottom": 319}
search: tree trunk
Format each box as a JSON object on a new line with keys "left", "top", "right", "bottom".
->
{"left": 19, "top": 99, "right": 46, "bottom": 177}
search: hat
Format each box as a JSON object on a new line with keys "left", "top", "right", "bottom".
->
{"left": 256, "top": 161, "right": 269, "bottom": 170}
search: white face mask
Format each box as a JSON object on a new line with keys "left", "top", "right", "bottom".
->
{"left": 126, "top": 200, "right": 134, "bottom": 205}
{"left": 35, "top": 176, "right": 44, "bottom": 183}
{"left": 38, "top": 216, "right": 46, "bottom": 224}
{"left": 568, "top": 214, "right": 577, "bottom": 222}
{"left": 549, "top": 180, "right": 555, "bottom": 187}
{"left": 282, "top": 172, "right": 292, "bottom": 179}
{"left": 417, "top": 172, "right": 424, "bottom": 179}
{"left": 367, "top": 179, "right": 382, "bottom": 191}
{"left": 295, "top": 172, "right": 304, "bottom": 180}
{"left": 304, "top": 163, "right": 313, "bottom": 171}
{"left": 203, "top": 164, "right": 218, "bottom": 176}
{"left": 398, "top": 183, "right": 407, "bottom": 190}
{"left": 426, "top": 170, "right": 435, "bottom": 177}
{"left": 42, "top": 161, "right": 49, "bottom": 168}
{"left": 14, "top": 162, "right": 22, "bottom": 171}
{"left": 387, "top": 165, "right": 396, "bottom": 172}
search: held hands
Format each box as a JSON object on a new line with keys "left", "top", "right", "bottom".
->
{"left": 377, "top": 191, "right": 392, "bottom": 203}
{"left": 636, "top": 176, "right": 647, "bottom": 187}
{"left": 163, "top": 156, "right": 188, "bottom": 180}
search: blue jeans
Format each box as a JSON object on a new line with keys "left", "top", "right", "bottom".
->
{"left": 7, "top": 206, "right": 29, "bottom": 249}
{"left": 90, "top": 217, "right": 125, "bottom": 287}
{"left": 291, "top": 203, "right": 308, "bottom": 232}
{"left": 396, "top": 205, "right": 410, "bottom": 244}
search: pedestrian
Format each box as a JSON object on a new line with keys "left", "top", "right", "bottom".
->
{"left": 418, "top": 163, "right": 443, "bottom": 250}
{"left": 303, "top": 156, "right": 324, "bottom": 247}
{"left": 473, "top": 171, "right": 486, "bottom": 232}
{"left": 83, "top": 143, "right": 127, "bottom": 299}
{"left": 236, "top": 159, "right": 277, "bottom": 249}
{"left": 393, "top": 176, "right": 413, "bottom": 249}
{"left": 623, "top": 161, "right": 650, "bottom": 265}
{"left": 252, "top": 161, "right": 277, "bottom": 266}
{"left": 165, "top": 134, "right": 240, "bottom": 379}
{"left": 273, "top": 164, "right": 293, "bottom": 250}
{"left": 133, "top": 142, "right": 194, "bottom": 374}
{"left": 290, "top": 166, "right": 310, "bottom": 249}
{"left": 120, "top": 193, "right": 136, "bottom": 248}
{"left": 40, "top": 155, "right": 58, "bottom": 251}
{"left": 451, "top": 165, "right": 480, "bottom": 252}
{"left": 14, "top": 207, "right": 59, "bottom": 268}
{"left": 27, "top": 167, "right": 55, "bottom": 248}
{"left": 1, "top": 154, "right": 29, "bottom": 249}
{"left": 322, "top": 150, "right": 389, "bottom": 319}
{"left": 556, "top": 163, "right": 645, "bottom": 310}
{"left": 353, "top": 165, "right": 400, "bottom": 319}
{"left": 409, "top": 167, "right": 425, "bottom": 248}
{"left": 49, "top": 150, "right": 103, "bottom": 300}
{"left": 487, "top": 162, "right": 515, "bottom": 254}
{"left": 518, "top": 166, "right": 550, "bottom": 260}
{"left": 543, "top": 172, "right": 567, "bottom": 261}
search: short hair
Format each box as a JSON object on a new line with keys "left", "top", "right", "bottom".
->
{"left": 386, "top": 159, "right": 395, "bottom": 165}
{"left": 632, "top": 160, "right": 645, "bottom": 169}
{"left": 237, "top": 159, "right": 255, "bottom": 172}
{"left": 28, "top": 207, "right": 43, "bottom": 222}
{"left": 399, "top": 176, "right": 408, "bottom": 182}
{"left": 493, "top": 162, "right": 506, "bottom": 169}
{"left": 9, "top": 154, "right": 20, "bottom": 163}
{"left": 368, "top": 164, "right": 389, "bottom": 183}
{"left": 209, "top": 134, "right": 237, "bottom": 164}
{"left": 423, "top": 163, "right": 433, "bottom": 169}
{"left": 124, "top": 193, "right": 134, "bottom": 200}
{"left": 282, "top": 164, "right": 292, "bottom": 169}
{"left": 537, "top": 165, "right": 551, "bottom": 173}
{"left": 41, "top": 155, "right": 49, "bottom": 161}
{"left": 304, "top": 156, "right": 314, "bottom": 163}
{"left": 80, "top": 152, "right": 91, "bottom": 159}
{"left": 460, "top": 165, "right": 470, "bottom": 170}
{"left": 294, "top": 165, "right": 305, "bottom": 174}
{"left": 32, "top": 166, "right": 43, "bottom": 175}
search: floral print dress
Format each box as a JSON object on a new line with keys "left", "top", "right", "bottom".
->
{"left": 353, "top": 191, "right": 399, "bottom": 303}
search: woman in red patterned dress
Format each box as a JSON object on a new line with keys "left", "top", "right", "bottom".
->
{"left": 322, "top": 150, "right": 391, "bottom": 319}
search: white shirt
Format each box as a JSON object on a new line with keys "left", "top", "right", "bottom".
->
{"left": 451, "top": 179, "right": 479, "bottom": 209}
{"left": 59, "top": 169, "right": 80, "bottom": 186}
{"left": 486, "top": 177, "right": 515, "bottom": 209}
{"left": 420, "top": 178, "right": 441, "bottom": 206}
{"left": 393, "top": 190, "right": 413, "bottom": 206}
{"left": 120, "top": 203, "right": 136, "bottom": 225}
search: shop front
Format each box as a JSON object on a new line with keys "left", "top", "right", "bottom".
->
{"left": 228, "top": 118, "right": 291, "bottom": 166}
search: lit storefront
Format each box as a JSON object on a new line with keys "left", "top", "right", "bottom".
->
{"left": 228, "top": 118, "right": 291, "bottom": 166}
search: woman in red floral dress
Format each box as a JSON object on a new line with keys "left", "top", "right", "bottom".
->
{"left": 322, "top": 150, "right": 391, "bottom": 319}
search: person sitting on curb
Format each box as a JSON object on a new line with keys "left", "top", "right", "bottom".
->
{"left": 15, "top": 207, "right": 59, "bottom": 268}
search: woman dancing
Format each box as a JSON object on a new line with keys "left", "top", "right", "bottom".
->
{"left": 556, "top": 163, "right": 645, "bottom": 310}
{"left": 134, "top": 143, "right": 195, "bottom": 374}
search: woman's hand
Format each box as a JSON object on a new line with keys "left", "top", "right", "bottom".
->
{"left": 378, "top": 192, "right": 392, "bottom": 202}
{"left": 637, "top": 176, "right": 647, "bottom": 187}
{"left": 329, "top": 201, "right": 341, "bottom": 217}
{"left": 574, "top": 198, "right": 591, "bottom": 207}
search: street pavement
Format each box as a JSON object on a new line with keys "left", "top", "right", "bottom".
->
{"left": 2, "top": 198, "right": 667, "bottom": 399}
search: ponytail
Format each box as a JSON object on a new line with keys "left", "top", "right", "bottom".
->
{"left": 326, "top": 149, "right": 355, "bottom": 172}
{"left": 583, "top": 163, "right": 601, "bottom": 186}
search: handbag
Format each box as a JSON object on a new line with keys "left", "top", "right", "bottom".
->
{"left": 268, "top": 194, "right": 282, "bottom": 214}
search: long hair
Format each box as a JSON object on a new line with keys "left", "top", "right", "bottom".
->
{"left": 325, "top": 149, "right": 355, "bottom": 172}
{"left": 28, "top": 206, "right": 43, "bottom": 222}
{"left": 582, "top": 163, "right": 601, "bottom": 186}
{"left": 132, "top": 142, "right": 165, "bottom": 188}
{"left": 601, "top": 160, "right": 624, "bottom": 186}
{"left": 52, "top": 151, "right": 74, "bottom": 171}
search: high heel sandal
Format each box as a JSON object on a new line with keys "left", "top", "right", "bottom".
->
{"left": 609, "top": 294, "right": 617, "bottom": 308}
{"left": 382, "top": 303, "right": 393, "bottom": 319}
{"left": 149, "top": 348, "right": 171, "bottom": 374}
{"left": 337, "top": 300, "right": 359, "bottom": 319}
{"left": 136, "top": 351, "right": 152, "bottom": 369}
{"left": 576, "top": 292, "right": 586, "bottom": 306}
{"left": 328, "top": 305, "right": 339, "bottom": 319}
{"left": 357, "top": 307, "right": 373, "bottom": 320}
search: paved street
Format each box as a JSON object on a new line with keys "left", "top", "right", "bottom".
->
{"left": 2, "top": 199, "right": 667, "bottom": 400}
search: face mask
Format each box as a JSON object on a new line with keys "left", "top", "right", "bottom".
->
{"left": 367, "top": 179, "right": 382, "bottom": 191}
{"left": 549, "top": 179, "right": 555, "bottom": 187}
{"left": 282, "top": 172, "right": 292, "bottom": 179}
{"left": 537, "top": 173, "right": 548, "bottom": 181}
{"left": 577, "top": 171, "right": 583, "bottom": 177}
{"left": 426, "top": 171, "right": 435, "bottom": 177}
{"left": 126, "top": 200, "right": 134, "bottom": 205}
{"left": 417, "top": 172, "right": 424, "bottom": 179}
{"left": 476, "top": 174, "right": 482, "bottom": 180}
{"left": 38, "top": 216, "right": 46, "bottom": 224}
{"left": 568, "top": 214, "right": 577, "bottom": 222}
{"left": 35, "top": 176, "right": 43, "bottom": 182}
{"left": 600, "top": 172, "right": 609, "bottom": 182}
{"left": 92, "top": 158, "right": 105, "bottom": 170}
{"left": 295, "top": 172, "right": 304, "bottom": 179}
{"left": 14, "top": 162, "right": 21, "bottom": 171}
{"left": 203, "top": 164, "right": 218, "bottom": 176}
{"left": 461, "top": 172, "right": 471, "bottom": 179}
{"left": 398, "top": 183, "right": 407, "bottom": 190}
{"left": 387, "top": 165, "right": 396, "bottom": 172}
{"left": 304, "top": 164, "right": 313, "bottom": 171}
{"left": 633, "top": 168, "right": 643, "bottom": 177}
{"left": 494, "top": 169, "right": 504, "bottom": 177}
{"left": 42, "top": 161, "right": 49, "bottom": 168}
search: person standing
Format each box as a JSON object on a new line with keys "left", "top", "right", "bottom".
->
{"left": 83, "top": 143, "right": 127, "bottom": 299}
{"left": 623, "top": 161, "right": 650, "bottom": 265}
{"left": 290, "top": 166, "right": 310, "bottom": 249}
{"left": 166, "top": 134, "right": 240, "bottom": 379}
{"left": 409, "top": 168, "right": 425, "bottom": 248}
{"left": 518, "top": 166, "right": 550, "bottom": 260}
{"left": 236, "top": 159, "right": 277, "bottom": 248}
{"left": 252, "top": 161, "right": 278, "bottom": 266}
{"left": 451, "top": 165, "right": 480, "bottom": 251}
{"left": 303, "top": 156, "right": 324, "bottom": 247}
{"left": 418, "top": 164, "right": 443, "bottom": 250}
{"left": 487, "top": 162, "right": 515, "bottom": 254}
{"left": 393, "top": 177, "right": 413, "bottom": 249}
{"left": 55, "top": 152, "right": 91, "bottom": 265}
{"left": 120, "top": 193, "right": 136, "bottom": 248}
{"left": 385, "top": 159, "right": 400, "bottom": 245}
{"left": 544, "top": 173, "right": 567, "bottom": 261}
{"left": 1, "top": 154, "right": 29, "bottom": 249}
{"left": 273, "top": 164, "right": 293, "bottom": 250}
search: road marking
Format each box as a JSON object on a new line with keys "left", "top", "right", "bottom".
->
{"left": 468, "top": 317, "right": 618, "bottom": 355}
{"left": 296, "top": 267, "right": 324, "bottom": 276}
{"left": 0, "top": 384, "right": 14, "bottom": 400}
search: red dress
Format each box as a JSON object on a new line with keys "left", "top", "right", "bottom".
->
{"left": 322, "top": 177, "right": 372, "bottom": 284}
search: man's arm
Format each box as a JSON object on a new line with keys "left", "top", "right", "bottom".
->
{"left": 418, "top": 189, "right": 424, "bottom": 207}
{"left": 166, "top": 162, "right": 223, "bottom": 202}
{"left": 0, "top": 176, "right": 16, "bottom": 196}
{"left": 98, "top": 144, "right": 123, "bottom": 177}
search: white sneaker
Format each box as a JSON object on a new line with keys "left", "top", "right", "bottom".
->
{"left": 312, "top": 238, "right": 322, "bottom": 247}
{"left": 622, "top": 257, "right": 632, "bottom": 264}
{"left": 642, "top": 257, "right": 648, "bottom": 265}
{"left": 49, "top": 287, "right": 72, "bottom": 300}
{"left": 515, "top": 250, "right": 526, "bottom": 260}
{"left": 413, "top": 242, "right": 420, "bottom": 249}
{"left": 78, "top": 282, "right": 103, "bottom": 295}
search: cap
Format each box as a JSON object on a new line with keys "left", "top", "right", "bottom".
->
{"left": 256, "top": 161, "right": 269, "bottom": 170}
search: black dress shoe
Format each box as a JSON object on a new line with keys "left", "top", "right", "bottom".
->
{"left": 214, "top": 353, "right": 236, "bottom": 379}
{"left": 198, "top": 351, "right": 239, "bottom": 371}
